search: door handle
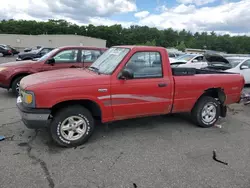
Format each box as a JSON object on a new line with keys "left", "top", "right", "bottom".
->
{"left": 158, "top": 83, "right": 167, "bottom": 87}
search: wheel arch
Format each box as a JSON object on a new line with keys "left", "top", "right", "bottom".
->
{"left": 50, "top": 99, "right": 102, "bottom": 121}
{"left": 192, "top": 87, "right": 226, "bottom": 110}
{"left": 10, "top": 73, "right": 30, "bottom": 88}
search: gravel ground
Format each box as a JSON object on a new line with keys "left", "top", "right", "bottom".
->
{"left": 0, "top": 55, "right": 18, "bottom": 63}
{"left": 1, "top": 56, "right": 250, "bottom": 188}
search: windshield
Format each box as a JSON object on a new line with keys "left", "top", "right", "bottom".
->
{"left": 176, "top": 54, "right": 196, "bottom": 61}
{"left": 37, "top": 48, "right": 59, "bottom": 62}
{"left": 226, "top": 58, "right": 244, "bottom": 68}
{"left": 89, "top": 47, "right": 130, "bottom": 74}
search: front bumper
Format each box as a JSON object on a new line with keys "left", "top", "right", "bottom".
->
{"left": 16, "top": 97, "right": 51, "bottom": 129}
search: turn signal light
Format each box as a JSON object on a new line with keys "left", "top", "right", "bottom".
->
{"left": 24, "top": 94, "right": 33, "bottom": 104}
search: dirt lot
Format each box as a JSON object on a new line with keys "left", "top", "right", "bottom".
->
{"left": 1, "top": 56, "right": 250, "bottom": 188}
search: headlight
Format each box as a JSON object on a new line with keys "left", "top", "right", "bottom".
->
{"left": 0, "top": 67, "right": 7, "bottom": 72}
{"left": 20, "top": 88, "right": 35, "bottom": 107}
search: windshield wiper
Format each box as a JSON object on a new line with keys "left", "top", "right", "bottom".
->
{"left": 88, "top": 66, "right": 101, "bottom": 74}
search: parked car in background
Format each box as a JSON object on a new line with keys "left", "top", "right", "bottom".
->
{"left": 16, "top": 45, "right": 244, "bottom": 147}
{"left": 0, "top": 44, "right": 20, "bottom": 55}
{"left": 16, "top": 47, "right": 54, "bottom": 61}
{"left": 167, "top": 50, "right": 185, "bottom": 62}
{"left": 23, "top": 46, "right": 42, "bottom": 52}
{"left": 202, "top": 53, "right": 250, "bottom": 84}
{"left": 0, "top": 46, "right": 13, "bottom": 56}
{"left": 0, "top": 46, "right": 107, "bottom": 95}
{"left": 170, "top": 54, "right": 207, "bottom": 69}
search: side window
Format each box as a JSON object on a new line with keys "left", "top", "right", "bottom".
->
{"left": 241, "top": 60, "right": 250, "bottom": 68}
{"left": 82, "top": 50, "right": 101, "bottom": 62}
{"left": 40, "top": 48, "right": 51, "bottom": 54}
{"left": 194, "top": 56, "right": 204, "bottom": 62}
{"left": 124, "top": 51, "right": 162, "bottom": 79}
{"left": 53, "top": 49, "right": 78, "bottom": 63}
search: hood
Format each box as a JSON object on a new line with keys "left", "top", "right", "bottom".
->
{"left": 20, "top": 68, "right": 110, "bottom": 90}
{"left": 204, "top": 53, "right": 230, "bottom": 64}
{"left": 170, "top": 59, "right": 187, "bottom": 64}
{"left": 0, "top": 60, "right": 37, "bottom": 67}
{"left": 18, "top": 50, "right": 37, "bottom": 56}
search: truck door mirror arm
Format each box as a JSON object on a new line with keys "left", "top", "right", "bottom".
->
{"left": 118, "top": 68, "right": 134, "bottom": 80}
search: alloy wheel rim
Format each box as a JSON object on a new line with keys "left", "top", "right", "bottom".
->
{"left": 201, "top": 102, "right": 217, "bottom": 123}
{"left": 60, "top": 116, "right": 87, "bottom": 141}
{"left": 16, "top": 82, "right": 20, "bottom": 93}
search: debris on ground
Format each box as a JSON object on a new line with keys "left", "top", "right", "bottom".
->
{"left": 0, "top": 135, "right": 5, "bottom": 141}
{"left": 241, "top": 92, "right": 250, "bottom": 105}
{"left": 214, "top": 124, "right": 222, "bottom": 128}
{"left": 227, "top": 106, "right": 241, "bottom": 115}
{"left": 212, "top": 150, "right": 228, "bottom": 165}
{"left": 133, "top": 183, "right": 138, "bottom": 188}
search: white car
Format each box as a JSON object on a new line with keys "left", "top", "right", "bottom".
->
{"left": 170, "top": 54, "right": 208, "bottom": 69}
{"left": 224, "top": 57, "right": 250, "bottom": 84}
{"left": 202, "top": 54, "right": 250, "bottom": 84}
{"left": 167, "top": 50, "right": 185, "bottom": 62}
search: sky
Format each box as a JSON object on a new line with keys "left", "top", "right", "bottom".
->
{"left": 0, "top": 0, "right": 249, "bottom": 35}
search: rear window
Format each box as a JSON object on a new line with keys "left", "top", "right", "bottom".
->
{"left": 176, "top": 54, "right": 196, "bottom": 61}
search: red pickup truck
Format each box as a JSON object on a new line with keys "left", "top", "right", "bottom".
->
{"left": 0, "top": 46, "right": 107, "bottom": 96}
{"left": 16, "top": 46, "right": 244, "bottom": 147}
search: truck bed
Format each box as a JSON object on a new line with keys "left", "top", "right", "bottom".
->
{"left": 171, "top": 67, "right": 243, "bottom": 113}
{"left": 171, "top": 67, "right": 237, "bottom": 76}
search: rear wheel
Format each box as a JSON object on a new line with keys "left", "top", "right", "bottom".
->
{"left": 191, "top": 96, "right": 220, "bottom": 128}
{"left": 50, "top": 105, "right": 95, "bottom": 147}
{"left": 11, "top": 76, "right": 24, "bottom": 96}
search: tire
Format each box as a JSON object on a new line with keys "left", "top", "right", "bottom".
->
{"left": 11, "top": 76, "right": 24, "bottom": 96}
{"left": 50, "top": 105, "right": 95, "bottom": 147}
{"left": 191, "top": 96, "right": 220, "bottom": 128}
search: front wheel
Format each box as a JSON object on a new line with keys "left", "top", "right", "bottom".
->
{"left": 191, "top": 96, "right": 220, "bottom": 128}
{"left": 50, "top": 105, "right": 95, "bottom": 147}
{"left": 11, "top": 76, "right": 24, "bottom": 96}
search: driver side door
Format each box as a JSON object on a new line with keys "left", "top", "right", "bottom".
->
{"left": 110, "top": 51, "right": 173, "bottom": 120}
{"left": 42, "top": 49, "right": 81, "bottom": 71}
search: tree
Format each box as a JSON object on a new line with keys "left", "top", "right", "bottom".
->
{"left": 0, "top": 19, "right": 250, "bottom": 53}
{"left": 137, "top": 39, "right": 156, "bottom": 46}
{"left": 176, "top": 41, "right": 186, "bottom": 52}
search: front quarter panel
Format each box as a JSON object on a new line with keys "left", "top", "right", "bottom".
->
{"left": 33, "top": 84, "right": 113, "bottom": 122}
{"left": 9, "top": 62, "right": 44, "bottom": 80}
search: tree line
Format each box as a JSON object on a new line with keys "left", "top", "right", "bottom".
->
{"left": 0, "top": 19, "right": 250, "bottom": 54}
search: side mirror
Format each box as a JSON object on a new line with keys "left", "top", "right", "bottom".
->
{"left": 240, "top": 65, "right": 249, "bottom": 70}
{"left": 192, "top": 59, "right": 198, "bottom": 63}
{"left": 118, "top": 68, "right": 134, "bottom": 80}
{"left": 47, "top": 57, "right": 55, "bottom": 65}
